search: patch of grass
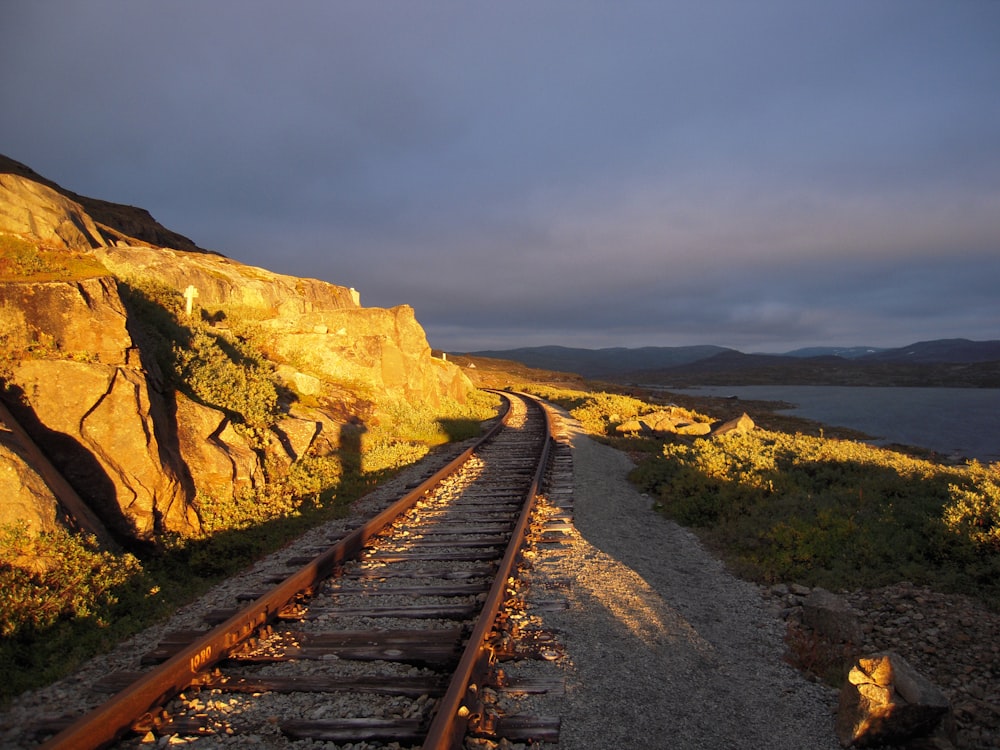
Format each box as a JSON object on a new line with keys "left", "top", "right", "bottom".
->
{"left": 0, "top": 233, "right": 107, "bottom": 281}
{"left": 629, "top": 426, "right": 1000, "bottom": 604}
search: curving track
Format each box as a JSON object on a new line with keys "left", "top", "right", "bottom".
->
{"left": 38, "top": 391, "right": 570, "bottom": 750}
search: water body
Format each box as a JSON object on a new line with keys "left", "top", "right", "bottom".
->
{"left": 667, "top": 385, "right": 1000, "bottom": 463}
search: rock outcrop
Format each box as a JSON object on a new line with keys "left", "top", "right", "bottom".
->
{"left": 0, "top": 154, "right": 475, "bottom": 546}
{"left": 614, "top": 408, "right": 715, "bottom": 437}
{"left": 837, "top": 651, "right": 952, "bottom": 747}
{"left": 0, "top": 173, "right": 107, "bottom": 250}
{"left": 1, "top": 154, "right": 201, "bottom": 252}
{"left": 0, "top": 276, "right": 197, "bottom": 541}
{"left": 0, "top": 422, "right": 62, "bottom": 535}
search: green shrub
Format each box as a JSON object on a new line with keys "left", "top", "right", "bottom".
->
{"left": 174, "top": 328, "right": 279, "bottom": 434}
{"left": 629, "top": 427, "right": 1000, "bottom": 601}
{"left": 944, "top": 461, "right": 1000, "bottom": 549}
{"left": 0, "top": 523, "right": 142, "bottom": 638}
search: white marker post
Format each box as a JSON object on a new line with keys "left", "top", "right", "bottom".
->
{"left": 184, "top": 285, "right": 199, "bottom": 318}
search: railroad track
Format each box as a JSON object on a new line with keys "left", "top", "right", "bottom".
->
{"left": 37, "top": 391, "right": 573, "bottom": 750}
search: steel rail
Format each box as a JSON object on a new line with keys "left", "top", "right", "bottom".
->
{"left": 40, "top": 396, "right": 514, "bottom": 750}
{"left": 421, "top": 392, "right": 554, "bottom": 749}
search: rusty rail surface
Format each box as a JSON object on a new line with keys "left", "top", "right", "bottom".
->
{"left": 40, "top": 396, "right": 523, "bottom": 750}
{"left": 422, "top": 392, "right": 553, "bottom": 749}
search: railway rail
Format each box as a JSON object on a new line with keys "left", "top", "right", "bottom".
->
{"left": 37, "top": 391, "right": 573, "bottom": 750}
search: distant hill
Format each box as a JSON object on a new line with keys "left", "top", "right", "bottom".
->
{"left": 463, "top": 339, "right": 1000, "bottom": 388}
{"left": 780, "top": 346, "right": 884, "bottom": 359}
{"left": 461, "top": 345, "right": 732, "bottom": 378}
{"left": 860, "top": 339, "right": 1000, "bottom": 364}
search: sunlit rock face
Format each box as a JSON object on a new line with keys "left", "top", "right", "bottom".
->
{"left": 0, "top": 155, "right": 475, "bottom": 547}
{"left": 0, "top": 276, "right": 132, "bottom": 363}
{"left": 270, "top": 304, "right": 471, "bottom": 407}
{"left": 0, "top": 432, "right": 61, "bottom": 534}
{"left": 172, "top": 392, "right": 265, "bottom": 504}
{"left": 0, "top": 173, "right": 106, "bottom": 250}
{"left": 0, "top": 277, "right": 199, "bottom": 541}
{"left": 7, "top": 355, "right": 200, "bottom": 543}
{"left": 93, "top": 242, "right": 361, "bottom": 314}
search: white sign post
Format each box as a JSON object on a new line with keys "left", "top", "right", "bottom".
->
{"left": 184, "top": 285, "right": 199, "bottom": 318}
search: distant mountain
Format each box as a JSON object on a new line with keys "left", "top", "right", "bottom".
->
{"left": 462, "top": 339, "right": 1000, "bottom": 387}
{"left": 780, "top": 346, "right": 885, "bottom": 359}
{"left": 462, "top": 344, "right": 732, "bottom": 378}
{"left": 860, "top": 339, "right": 1000, "bottom": 364}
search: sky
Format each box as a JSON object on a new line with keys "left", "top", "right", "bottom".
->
{"left": 2, "top": 1, "right": 999, "bottom": 353}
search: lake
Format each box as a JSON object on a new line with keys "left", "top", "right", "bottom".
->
{"left": 666, "top": 385, "right": 1000, "bottom": 463}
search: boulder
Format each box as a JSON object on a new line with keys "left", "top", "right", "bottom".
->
{"left": 802, "top": 587, "right": 863, "bottom": 644}
{"left": 649, "top": 414, "right": 679, "bottom": 434}
{"left": 711, "top": 412, "right": 756, "bottom": 436}
{"left": 615, "top": 419, "right": 644, "bottom": 435}
{"left": 836, "top": 651, "right": 951, "bottom": 747}
{"left": 675, "top": 421, "right": 712, "bottom": 436}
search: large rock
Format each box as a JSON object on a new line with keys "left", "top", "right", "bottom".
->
{"left": 8, "top": 358, "right": 200, "bottom": 541}
{"left": 802, "top": 587, "right": 863, "bottom": 644}
{"left": 173, "top": 393, "right": 264, "bottom": 502}
{"left": 0, "top": 400, "right": 111, "bottom": 541}
{"left": 0, "top": 277, "right": 133, "bottom": 364}
{"left": 0, "top": 436, "right": 60, "bottom": 534}
{"left": 271, "top": 305, "right": 472, "bottom": 406}
{"left": 0, "top": 173, "right": 106, "bottom": 250}
{"left": 711, "top": 412, "right": 756, "bottom": 436}
{"left": 836, "top": 651, "right": 951, "bottom": 747}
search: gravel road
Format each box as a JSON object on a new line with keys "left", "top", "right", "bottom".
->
{"left": 522, "top": 412, "right": 841, "bottom": 749}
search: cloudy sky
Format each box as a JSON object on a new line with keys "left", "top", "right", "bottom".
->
{"left": 2, "top": 2, "right": 998, "bottom": 353}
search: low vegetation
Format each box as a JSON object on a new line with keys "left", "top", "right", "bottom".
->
{"left": 528, "top": 384, "right": 1000, "bottom": 607}
{"left": 0, "top": 233, "right": 107, "bottom": 282}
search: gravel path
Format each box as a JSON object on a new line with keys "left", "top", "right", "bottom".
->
{"left": 1, "top": 409, "right": 842, "bottom": 749}
{"left": 515, "top": 411, "right": 840, "bottom": 750}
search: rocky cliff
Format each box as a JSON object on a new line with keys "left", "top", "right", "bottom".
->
{"left": 0, "top": 155, "right": 474, "bottom": 547}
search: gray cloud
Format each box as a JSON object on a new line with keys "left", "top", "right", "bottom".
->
{"left": 2, "top": 1, "right": 998, "bottom": 352}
